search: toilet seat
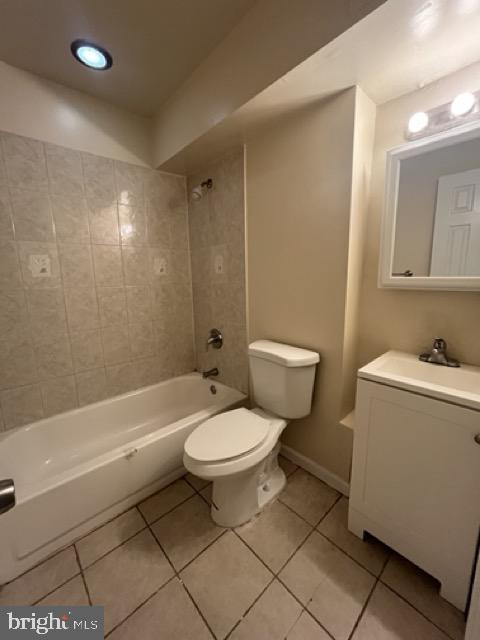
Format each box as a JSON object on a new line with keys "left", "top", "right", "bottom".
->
{"left": 184, "top": 408, "right": 270, "bottom": 463}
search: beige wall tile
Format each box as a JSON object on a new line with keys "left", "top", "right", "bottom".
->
{"left": 34, "top": 332, "right": 73, "bottom": 379}
{"left": 88, "top": 201, "right": 119, "bottom": 244}
{"left": 126, "top": 285, "right": 152, "bottom": 323}
{"left": 41, "top": 375, "right": 78, "bottom": 417}
{"left": 1, "top": 132, "right": 48, "bottom": 192}
{"left": 26, "top": 289, "right": 67, "bottom": 336}
{"left": 58, "top": 243, "right": 95, "bottom": 288}
{"left": 45, "top": 143, "right": 84, "bottom": 197}
{"left": 102, "top": 324, "right": 130, "bottom": 365}
{"left": 119, "top": 204, "right": 147, "bottom": 246}
{"left": 70, "top": 329, "right": 104, "bottom": 372}
{"left": 97, "top": 287, "right": 127, "bottom": 326}
{"left": 93, "top": 245, "right": 123, "bottom": 287}
{"left": 122, "top": 246, "right": 149, "bottom": 285}
{"left": 76, "top": 368, "right": 108, "bottom": 406}
{"left": 146, "top": 200, "right": 171, "bottom": 249}
{"left": 1, "top": 383, "right": 44, "bottom": 428}
{"left": 0, "top": 336, "right": 37, "bottom": 389}
{"left": 51, "top": 195, "right": 90, "bottom": 243}
{"left": 105, "top": 361, "right": 138, "bottom": 397}
{"left": 0, "top": 290, "right": 29, "bottom": 342}
{"left": 135, "top": 356, "right": 165, "bottom": 388}
{"left": 82, "top": 153, "right": 115, "bottom": 203}
{"left": 64, "top": 287, "right": 100, "bottom": 331}
{"left": 0, "top": 131, "right": 193, "bottom": 426}
{"left": 0, "top": 239, "right": 22, "bottom": 288}
{"left": 0, "top": 186, "right": 14, "bottom": 238}
{"left": 114, "top": 161, "right": 146, "bottom": 206}
{"left": 148, "top": 248, "right": 170, "bottom": 283}
{"left": 188, "top": 149, "right": 246, "bottom": 393}
{"left": 129, "top": 321, "right": 155, "bottom": 359}
{"left": 18, "top": 241, "right": 61, "bottom": 288}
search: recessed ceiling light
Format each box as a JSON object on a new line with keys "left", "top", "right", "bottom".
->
{"left": 71, "top": 39, "right": 112, "bottom": 70}
{"left": 450, "top": 92, "right": 476, "bottom": 117}
{"left": 407, "top": 111, "right": 429, "bottom": 133}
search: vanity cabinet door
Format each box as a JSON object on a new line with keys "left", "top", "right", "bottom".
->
{"left": 350, "top": 379, "right": 480, "bottom": 610}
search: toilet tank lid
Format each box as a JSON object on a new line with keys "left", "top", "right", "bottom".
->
{"left": 248, "top": 340, "right": 320, "bottom": 367}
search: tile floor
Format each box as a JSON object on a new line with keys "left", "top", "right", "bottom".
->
{"left": 0, "top": 457, "right": 466, "bottom": 640}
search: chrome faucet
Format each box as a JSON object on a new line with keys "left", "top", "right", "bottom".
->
{"left": 419, "top": 338, "right": 460, "bottom": 368}
{"left": 206, "top": 328, "right": 223, "bottom": 350}
{"left": 202, "top": 367, "right": 219, "bottom": 379}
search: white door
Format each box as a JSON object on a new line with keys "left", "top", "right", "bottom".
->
{"left": 466, "top": 552, "right": 480, "bottom": 640}
{"left": 430, "top": 168, "right": 480, "bottom": 276}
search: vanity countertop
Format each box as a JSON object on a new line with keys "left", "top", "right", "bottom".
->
{"left": 358, "top": 350, "right": 480, "bottom": 411}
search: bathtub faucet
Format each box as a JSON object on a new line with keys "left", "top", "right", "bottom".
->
{"left": 202, "top": 368, "right": 219, "bottom": 379}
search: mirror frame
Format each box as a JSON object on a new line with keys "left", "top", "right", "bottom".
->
{"left": 379, "top": 119, "right": 480, "bottom": 291}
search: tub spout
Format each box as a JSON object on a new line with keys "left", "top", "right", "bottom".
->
{"left": 202, "top": 368, "right": 219, "bottom": 379}
{"left": 0, "top": 479, "right": 15, "bottom": 515}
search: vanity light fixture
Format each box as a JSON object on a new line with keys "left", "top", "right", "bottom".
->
{"left": 71, "top": 40, "right": 113, "bottom": 70}
{"left": 450, "top": 92, "right": 476, "bottom": 117}
{"left": 407, "top": 111, "right": 429, "bottom": 134}
{"left": 405, "top": 89, "right": 480, "bottom": 140}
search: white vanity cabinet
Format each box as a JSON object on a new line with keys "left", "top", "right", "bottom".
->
{"left": 349, "top": 352, "right": 480, "bottom": 612}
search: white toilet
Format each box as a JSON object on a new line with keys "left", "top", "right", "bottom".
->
{"left": 183, "top": 340, "right": 320, "bottom": 526}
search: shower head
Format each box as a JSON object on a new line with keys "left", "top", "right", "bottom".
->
{"left": 191, "top": 178, "right": 213, "bottom": 201}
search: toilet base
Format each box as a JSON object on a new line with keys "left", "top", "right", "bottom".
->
{"left": 210, "top": 449, "right": 286, "bottom": 527}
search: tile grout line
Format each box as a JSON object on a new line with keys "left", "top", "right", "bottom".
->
{"left": 73, "top": 545, "right": 92, "bottom": 606}
{"left": 378, "top": 581, "right": 461, "bottom": 640}
{"left": 346, "top": 553, "right": 390, "bottom": 640}
{"left": 6, "top": 467, "right": 461, "bottom": 640}
{"left": 136, "top": 500, "right": 219, "bottom": 640}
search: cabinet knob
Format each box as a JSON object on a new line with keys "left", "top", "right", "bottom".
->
{"left": 475, "top": 434, "right": 480, "bottom": 445}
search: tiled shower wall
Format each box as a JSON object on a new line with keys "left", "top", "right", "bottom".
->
{"left": 188, "top": 149, "right": 248, "bottom": 393}
{"left": 0, "top": 131, "right": 194, "bottom": 430}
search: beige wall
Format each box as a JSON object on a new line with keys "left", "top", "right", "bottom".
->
{"left": 0, "top": 63, "right": 151, "bottom": 167}
{"left": 358, "top": 62, "right": 480, "bottom": 370}
{"left": 187, "top": 149, "right": 248, "bottom": 393}
{"left": 247, "top": 89, "right": 363, "bottom": 481}
{"left": 152, "top": 0, "right": 385, "bottom": 167}
{"left": 0, "top": 130, "right": 193, "bottom": 430}
{"left": 394, "top": 137, "right": 480, "bottom": 276}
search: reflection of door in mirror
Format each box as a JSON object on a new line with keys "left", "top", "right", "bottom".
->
{"left": 430, "top": 168, "right": 480, "bottom": 276}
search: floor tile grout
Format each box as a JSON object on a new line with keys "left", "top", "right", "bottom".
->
{"left": 31, "top": 571, "right": 83, "bottom": 607}
{"left": 73, "top": 545, "right": 92, "bottom": 606}
{"left": 136, "top": 494, "right": 222, "bottom": 639}
{"left": 4, "top": 465, "right": 463, "bottom": 640}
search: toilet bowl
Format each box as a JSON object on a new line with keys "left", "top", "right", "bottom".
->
{"left": 184, "top": 340, "right": 319, "bottom": 527}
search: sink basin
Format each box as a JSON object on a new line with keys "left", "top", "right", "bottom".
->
{"left": 358, "top": 350, "right": 480, "bottom": 411}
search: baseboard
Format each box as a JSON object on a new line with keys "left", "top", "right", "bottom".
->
{"left": 281, "top": 444, "right": 350, "bottom": 496}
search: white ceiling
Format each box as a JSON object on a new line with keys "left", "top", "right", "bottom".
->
{"left": 0, "top": 0, "right": 256, "bottom": 116}
{"left": 161, "top": 0, "right": 480, "bottom": 172}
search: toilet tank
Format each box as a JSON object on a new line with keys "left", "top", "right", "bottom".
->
{"left": 248, "top": 340, "right": 320, "bottom": 419}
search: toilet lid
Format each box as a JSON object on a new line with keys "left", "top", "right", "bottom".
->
{"left": 184, "top": 408, "right": 270, "bottom": 462}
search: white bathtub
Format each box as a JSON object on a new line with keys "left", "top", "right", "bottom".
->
{"left": 0, "top": 373, "right": 246, "bottom": 583}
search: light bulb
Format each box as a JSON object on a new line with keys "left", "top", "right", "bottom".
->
{"left": 408, "top": 111, "right": 429, "bottom": 134}
{"left": 71, "top": 40, "right": 112, "bottom": 70}
{"left": 450, "top": 92, "right": 476, "bottom": 117}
